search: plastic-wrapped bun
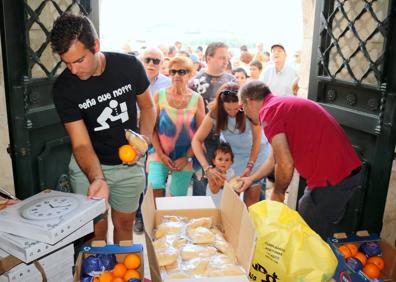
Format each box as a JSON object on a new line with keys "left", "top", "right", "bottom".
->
{"left": 214, "top": 239, "right": 237, "bottom": 262}
{"left": 207, "top": 264, "right": 246, "bottom": 277}
{"left": 156, "top": 247, "right": 179, "bottom": 267}
{"left": 181, "top": 257, "right": 209, "bottom": 276}
{"left": 187, "top": 217, "right": 213, "bottom": 231}
{"left": 155, "top": 221, "right": 185, "bottom": 239}
{"left": 224, "top": 176, "right": 241, "bottom": 191}
{"left": 187, "top": 227, "right": 215, "bottom": 244}
{"left": 125, "top": 129, "right": 148, "bottom": 155}
{"left": 181, "top": 244, "right": 218, "bottom": 260}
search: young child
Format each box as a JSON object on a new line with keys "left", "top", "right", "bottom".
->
{"left": 207, "top": 142, "right": 235, "bottom": 207}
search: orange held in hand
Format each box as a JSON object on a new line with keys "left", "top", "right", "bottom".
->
{"left": 123, "top": 253, "right": 141, "bottom": 269}
{"left": 124, "top": 269, "right": 141, "bottom": 280}
{"left": 363, "top": 263, "right": 381, "bottom": 279}
{"left": 367, "top": 256, "right": 385, "bottom": 271}
{"left": 118, "top": 145, "right": 137, "bottom": 163}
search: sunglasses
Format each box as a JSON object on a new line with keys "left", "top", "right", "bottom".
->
{"left": 220, "top": 90, "right": 238, "bottom": 96}
{"left": 143, "top": 57, "right": 161, "bottom": 65}
{"left": 220, "top": 89, "right": 239, "bottom": 102}
{"left": 169, "top": 69, "right": 189, "bottom": 76}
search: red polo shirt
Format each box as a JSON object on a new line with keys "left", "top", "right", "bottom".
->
{"left": 259, "top": 94, "right": 361, "bottom": 188}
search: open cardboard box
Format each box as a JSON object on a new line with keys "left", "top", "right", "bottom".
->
{"left": 142, "top": 186, "right": 256, "bottom": 282}
{"left": 328, "top": 231, "right": 396, "bottom": 281}
{"left": 73, "top": 241, "right": 144, "bottom": 281}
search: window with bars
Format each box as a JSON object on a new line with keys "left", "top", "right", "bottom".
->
{"left": 25, "top": 0, "right": 89, "bottom": 79}
{"left": 319, "top": 0, "right": 390, "bottom": 87}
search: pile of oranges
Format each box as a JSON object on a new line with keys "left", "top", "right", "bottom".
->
{"left": 338, "top": 242, "right": 384, "bottom": 279}
{"left": 97, "top": 253, "right": 141, "bottom": 282}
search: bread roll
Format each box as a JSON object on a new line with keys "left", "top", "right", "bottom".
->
{"left": 224, "top": 176, "right": 241, "bottom": 191}
{"left": 187, "top": 227, "right": 215, "bottom": 244}
{"left": 156, "top": 247, "right": 179, "bottom": 266}
{"left": 125, "top": 129, "right": 148, "bottom": 155}
{"left": 181, "top": 244, "right": 218, "bottom": 260}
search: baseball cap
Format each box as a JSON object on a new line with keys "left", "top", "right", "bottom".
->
{"left": 271, "top": 44, "right": 286, "bottom": 52}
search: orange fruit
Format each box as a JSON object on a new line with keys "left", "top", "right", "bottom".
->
{"left": 93, "top": 278, "right": 100, "bottom": 282}
{"left": 354, "top": 251, "right": 367, "bottom": 265}
{"left": 345, "top": 243, "right": 358, "bottom": 256}
{"left": 112, "top": 263, "right": 127, "bottom": 278}
{"left": 99, "top": 271, "right": 114, "bottom": 282}
{"left": 339, "top": 245, "right": 352, "bottom": 259}
{"left": 111, "top": 278, "right": 125, "bottom": 282}
{"left": 363, "top": 263, "right": 381, "bottom": 279}
{"left": 367, "top": 256, "right": 385, "bottom": 271}
{"left": 123, "top": 253, "right": 141, "bottom": 269}
{"left": 124, "top": 269, "right": 141, "bottom": 280}
{"left": 118, "top": 145, "right": 137, "bottom": 163}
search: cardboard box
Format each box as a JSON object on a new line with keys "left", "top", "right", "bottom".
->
{"left": 142, "top": 186, "right": 256, "bottom": 282}
{"left": 328, "top": 232, "right": 396, "bottom": 281}
{"left": 0, "top": 244, "right": 74, "bottom": 282}
{"left": 73, "top": 241, "right": 144, "bottom": 282}
{"left": 155, "top": 196, "right": 216, "bottom": 210}
{"left": 0, "top": 220, "right": 93, "bottom": 263}
{"left": 0, "top": 190, "right": 106, "bottom": 245}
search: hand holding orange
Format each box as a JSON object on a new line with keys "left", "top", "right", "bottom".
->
{"left": 118, "top": 145, "right": 137, "bottom": 164}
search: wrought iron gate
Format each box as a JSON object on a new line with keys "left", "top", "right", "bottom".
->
{"left": 0, "top": 0, "right": 92, "bottom": 198}
{"left": 305, "top": 0, "right": 396, "bottom": 234}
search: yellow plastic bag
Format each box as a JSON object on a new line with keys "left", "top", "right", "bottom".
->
{"left": 249, "top": 200, "right": 337, "bottom": 282}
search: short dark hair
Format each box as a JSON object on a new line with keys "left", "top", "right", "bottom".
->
{"left": 250, "top": 60, "right": 263, "bottom": 71}
{"left": 232, "top": 67, "right": 248, "bottom": 78}
{"left": 204, "top": 42, "right": 228, "bottom": 62}
{"left": 50, "top": 13, "right": 98, "bottom": 55}
{"left": 212, "top": 142, "right": 234, "bottom": 163}
{"left": 240, "top": 45, "right": 248, "bottom": 52}
{"left": 239, "top": 80, "right": 271, "bottom": 103}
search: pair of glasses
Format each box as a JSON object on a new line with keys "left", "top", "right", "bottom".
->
{"left": 169, "top": 69, "right": 189, "bottom": 76}
{"left": 143, "top": 57, "right": 161, "bottom": 65}
{"left": 220, "top": 89, "right": 239, "bottom": 102}
{"left": 220, "top": 90, "right": 238, "bottom": 96}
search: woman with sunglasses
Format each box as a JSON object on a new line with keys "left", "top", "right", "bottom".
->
{"left": 192, "top": 82, "right": 270, "bottom": 206}
{"left": 148, "top": 56, "right": 205, "bottom": 199}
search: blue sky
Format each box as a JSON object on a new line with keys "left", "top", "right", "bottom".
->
{"left": 100, "top": 0, "right": 303, "bottom": 55}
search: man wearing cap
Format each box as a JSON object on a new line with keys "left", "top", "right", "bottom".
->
{"left": 260, "top": 44, "right": 298, "bottom": 96}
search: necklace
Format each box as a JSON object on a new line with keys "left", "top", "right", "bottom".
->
{"left": 170, "top": 94, "right": 190, "bottom": 108}
{"left": 168, "top": 89, "right": 191, "bottom": 109}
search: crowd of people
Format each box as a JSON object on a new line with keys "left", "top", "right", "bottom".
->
{"left": 31, "top": 12, "right": 363, "bottom": 244}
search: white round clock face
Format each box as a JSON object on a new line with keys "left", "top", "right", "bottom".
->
{"left": 20, "top": 196, "right": 79, "bottom": 220}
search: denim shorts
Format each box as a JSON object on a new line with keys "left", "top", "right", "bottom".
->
{"left": 69, "top": 156, "right": 145, "bottom": 213}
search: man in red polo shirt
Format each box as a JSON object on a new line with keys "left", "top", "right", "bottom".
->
{"left": 238, "top": 80, "right": 361, "bottom": 239}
